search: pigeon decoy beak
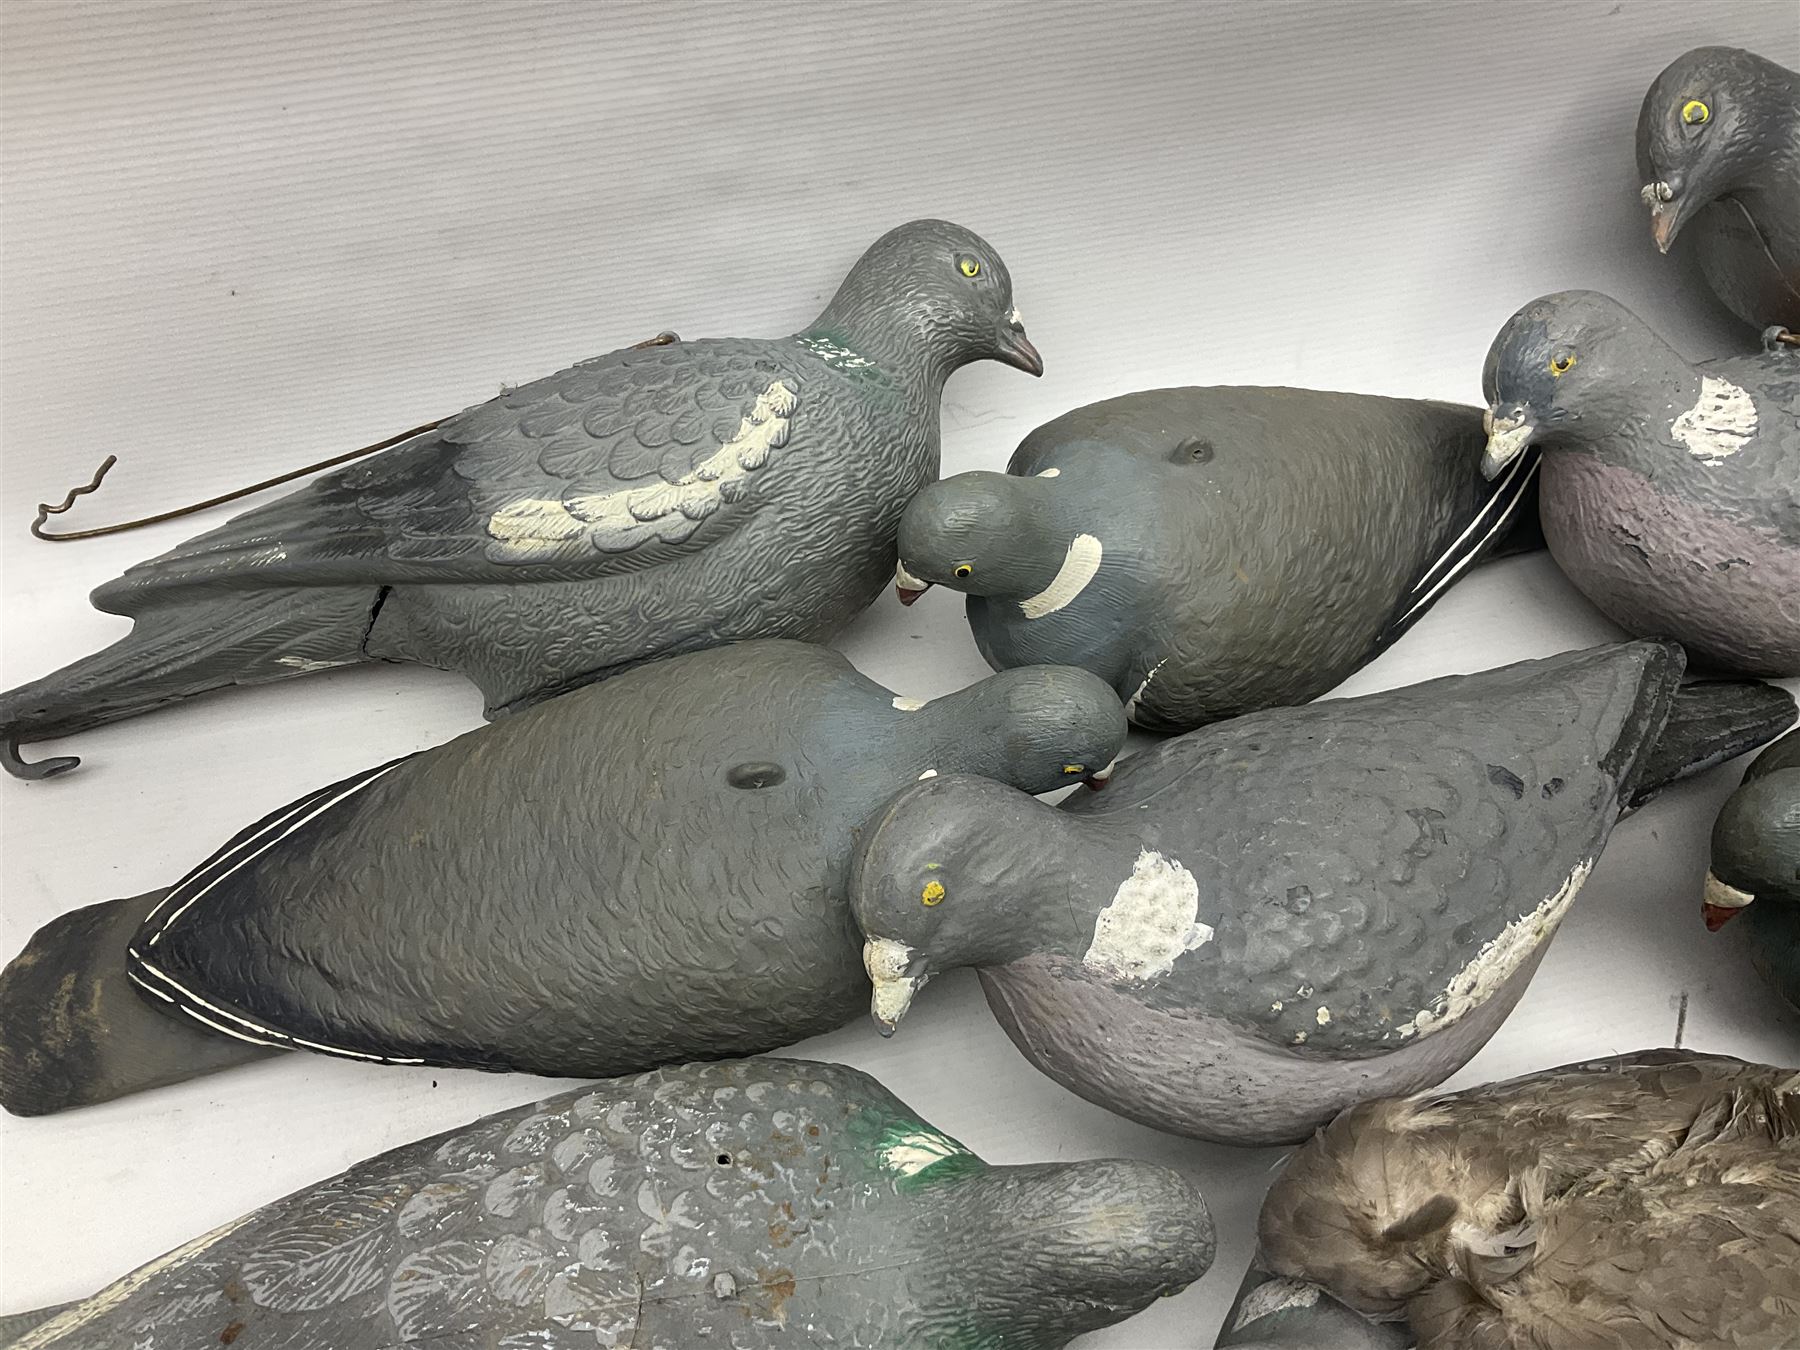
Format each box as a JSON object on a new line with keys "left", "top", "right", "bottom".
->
{"left": 1641, "top": 180, "right": 1687, "bottom": 253}
{"left": 1083, "top": 757, "right": 1118, "bottom": 790}
{"left": 864, "top": 938, "right": 925, "bottom": 1034}
{"left": 1481, "top": 407, "right": 1535, "bottom": 480}
{"left": 996, "top": 307, "right": 1044, "bottom": 376}
{"left": 1702, "top": 871, "right": 1754, "bottom": 930}
{"left": 894, "top": 559, "right": 933, "bottom": 606}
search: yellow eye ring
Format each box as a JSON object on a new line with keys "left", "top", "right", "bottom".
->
{"left": 1681, "top": 99, "right": 1710, "bottom": 125}
{"left": 957, "top": 257, "right": 981, "bottom": 278}
{"left": 1549, "top": 352, "right": 1576, "bottom": 376}
{"left": 1062, "top": 764, "right": 1086, "bottom": 775}
{"left": 953, "top": 563, "right": 973, "bottom": 579}
{"left": 921, "top": 880, "right": 946, "bottom": 906}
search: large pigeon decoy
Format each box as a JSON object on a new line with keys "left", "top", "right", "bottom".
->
{"left": 1704, "top": 727, "right": 1800, "bottom": 1011}
{"left": 1482, "top": 290, "right": 1800, "bottom": 677}
{"left": 849, "top": 642, "right": 1795, "bottom": 1145}
{"left": 0, "top": 1057, "right": 1213, "bottom": 1349}
{"left": 0, "top": 218, "right": 1042, "bottom": 780}
{"left": 1255, "top": 1050, "right": 1800, "bottom": 1350}
{"left": 0, "top": 640, "right": 1125, "bottom": 1115}
{"left": 891, "top": 387, "right": 1540, "bottom": 733}
{"left": 1637, "top": 45, "right": 1800, "bottom": 333}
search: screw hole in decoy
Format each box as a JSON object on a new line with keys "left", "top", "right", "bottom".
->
{"left": 726, "top": 762, "right": 787, "bottom": 790}
{"left": 1171, "top": 437, "right": 1214, "bottom": 465}
{"left": 715, "top": 1152, "right": 733, "bottom": 1166}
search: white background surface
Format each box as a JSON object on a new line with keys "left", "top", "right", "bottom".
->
{"left": 3, "top": 2, "right": 1798, "bottom": 1344}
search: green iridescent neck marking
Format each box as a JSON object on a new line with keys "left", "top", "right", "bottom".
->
{"left": 875, "top": 1120, "right": 983, "bottom": 1189}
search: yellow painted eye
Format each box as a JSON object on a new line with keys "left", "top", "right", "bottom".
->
{"left": 1549, "top": 352, "right": 1576, "bottom": 376}
{"left": 953, "top": 563, "right": 973, "bottom": 579}
{"left": 1062, "top": 764, "right": 1086, "bottom": 775}
{"left": 1681, "top": 99, "right": 1710, "bottom": 125}
{"left": 921, "top": 880, "right": 946, "bottom": 906}
{"left": 957, "top": 257, "right": 981, "bottom": 278}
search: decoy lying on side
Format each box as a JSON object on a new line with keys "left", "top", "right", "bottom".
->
{"left": 0, "top": 640, "right": 1125, "bottom": 1116}
{"left": 850, "top": 641, "right": 1796, "bottom": 1145}
{"left": 1705, "top": 727, "right": 1800, "bottom": 1011}
{"left": 0, "top": 218, "right": 1042, "bottom": 780}
{"left": 1637, "top": 45, "right": 1800, "bottom": 332}
{"left": 892, "top": 387, "right": 1540, "bottom": 732}
{"left": 0, "top": 1057, "right": 1213, "bottom": 1349}
{"left": 1483, "top": 290, "right": 1800, "bottom": 677}
{"left": 1213, "top": 1267, "right": 1413, "bottom": 1350}
{"left": 1256, "top": 1050, "right": 1800, "bottom": 1350}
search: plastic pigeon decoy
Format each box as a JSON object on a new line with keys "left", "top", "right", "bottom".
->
{"left": 1637, "top": 45, "right": 1800, "bottom": 332}
{"left": 1212, "top": 1266, "right": 1414, "bottom": 1350}
{"left": 1705, "top": 727, "right": 1800, "bottom": 1011}
{"left": 893, "top": 387, "right": 1540, "bottom": 732}
{"left": 1483, "top": 290, "right": 1800, "bottom": 677}
{"left": 0, "top": 1057, "right": 1213, "bottom": 1349}
{"left": 850, "top": 641, "right": 1795, "bottom": 1145}
{"left": 0, "top": 218, "right": 1042, "bottom": 779}
{"left": 1255, "top": 1050, "right": 1800, "bottom": 1350}
{"left": 0, "top": 640, "right": 1125, "bottom": 1115}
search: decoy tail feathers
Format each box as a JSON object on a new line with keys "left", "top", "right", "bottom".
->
{"left": 1626, "top": 677, "right": 1798, "bottom": 809}
{"left": 0, "top": 1302, "right": 80, "bottom": 1346}
{"left": 0, "top": 891, "right": 279, "bottom": 1116}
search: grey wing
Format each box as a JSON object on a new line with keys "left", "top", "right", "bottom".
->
{"left": 1078, "top": 643, "right": 1673, "bottom": 1054}
{"left": 94, "top": 341, "right": 809, "bottom": 615}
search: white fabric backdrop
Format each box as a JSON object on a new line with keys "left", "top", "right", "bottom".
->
{"left": 3, "top": 2, "right": 1796, "bottom": 1342}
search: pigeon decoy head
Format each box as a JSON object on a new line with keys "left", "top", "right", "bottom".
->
{"left": 1636, "top": 46, "right": 1794, "bottom": 254}
{"left": 938, "top": 664, "right": 1127, "bottom": 792}
{"left": 894, "top": 470, "right": 1065, "bottom": 605}
{"left": 1704, "top": 729, "right": 1799, "bottom": 930}
{"left": 821, "top": 218, "right": 1042, "bottom": 378}
{"left": 1480, "top": 290, "right": 1671, "bottom": 478}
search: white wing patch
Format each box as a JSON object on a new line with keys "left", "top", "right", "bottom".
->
{"left": 1125, "top": 659, "right": 1167, "bottom": 722}
{"left": 1019, "top": 533, "right": 1103, "bottom": 619}
{"left": 1672, "top": 376, "right": 1757, "bottom": 464}
{"left": 1230, "top": 1277, "right": 1322, "bottom": 1331}
{"left": 486, "top": 380, "right": 797, "bottom": 559}
{"left": 1084, "top": 849, "right": 1213, "bottom": 982}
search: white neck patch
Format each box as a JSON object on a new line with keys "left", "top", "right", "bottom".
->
{"left": 1083, "top": 849, "right": 1213, "bottom": 982}
{"left": 1671, "top": 376, "right": 1757, "bottom": 464}
{"left": 1019, "top": 533, "right": 1103, "bottom": 619}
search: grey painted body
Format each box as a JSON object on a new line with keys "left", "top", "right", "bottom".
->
{"left": 894, "top": 387, "right": 1539, "bottom": 732}
{"left": 1708, "top": 728, "right": 1800, "bottom": 1011}
{"left": 1482, "top": 290, "right": 1800, "bottom": 676}
{"left": 0, "top": 640, "right": 1125, "bottom": 1115}
{"left": 0, "top": 1057, "right": 1213, "bottom": 1349}
{"left": 0, "top": 219, "right": 1042, "bottom": 778}
{"left": 1637, "top": 46, "right": 1800, "bottom": 331}
{"left": 1256, "top": 1050, "right": 1800, "bottom": 1350}
{"left": 849, "top": 643, "right": 1789, "bottom": 1145}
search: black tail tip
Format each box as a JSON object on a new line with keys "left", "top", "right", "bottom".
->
{"left": 1, "top": 734, "right": 80, "bottom": 781}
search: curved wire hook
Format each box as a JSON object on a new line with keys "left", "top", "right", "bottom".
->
{"left": 27, "top": 330, "right": 682, "bottom": 543}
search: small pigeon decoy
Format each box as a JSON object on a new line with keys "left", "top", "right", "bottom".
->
{"left": 0, "top": 218, "right": 1042, "bottom": 780}
{"left": 1705, "top": 727, "right": 1800, "bottom": 1011}
{"left": 892, "top": 387, "right": 1541, "bottom": 732}
{"left": 1213, "top": 1267, "right": 1413, "bottom": 1350}
{"left": 0, "top": 640, "right": 1125, "bottom": 1115}
{"left": 1482, "top": 290, "right": 1800, "bottom": 677}
{"left": 0, "top": 1056, "right": 1214, "bottom": 1349}
{"left": 1255, "top": 1050, "right": 1800, "bottom": 1350}
{"left": 850, "top": 641, "right": 1796, "bottom": 1145}
{"left": 1637, "top": 45, "right": 1800, "bottom": 332}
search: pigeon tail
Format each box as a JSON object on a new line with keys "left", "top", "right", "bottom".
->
{"left": 0, "top": 586, "right": 379, "bottom": 779}
{"left": 0, "top": 890, "right": 281, "bottom": 1117}
{"left": 0, "top": 1302, "right": 81, "bottom": 1345}
{"left": 1629, "top": 676, "right": 1798, "bottom": 810}
{"left": 1214, "top": 1265, "right": 1414, "bottom": 1349}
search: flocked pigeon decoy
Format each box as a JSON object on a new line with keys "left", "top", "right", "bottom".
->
{"left": 0, "top": 1056, "right": 1213, "bottom": 1349}
{"left": 0, "top": 218, "right": 1042, "bottom": 780}
{"left": 0, "top": 640, "right": 1124, "bottom": 1115}
{"left": 849, "top": 642, "right": 1796, "bottom": 1145}
{"left": 1637, "top": 45, "right": 1800, "bottom": 333}
{"left": 1705, "top": 727, "right": 1800, "bottom": 1011}
{"left": 891, "top": 387, "right": 1541, "bottom": 733}
{"left": 1212, "top": 1267, "right": 1413, "bottom": 1350}
{"left": 1254, "top": 1050, "right": 1800, "bottom": 1350}
{"left": 1482, "top": 290, "right": 1800, "bottom": 677}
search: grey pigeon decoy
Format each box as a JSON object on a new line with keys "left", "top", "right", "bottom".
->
{"left": 1255, "top": 1050, "right": 1800, "bottom": 1350}
{"left": 1637, "top": 46, "right": 1800, "bottom": 332}
{"left": 892, "top": 387, "right": 1541, "bottom": 732}
{"left": 1705, "top": 727, "right": 1800, "bottom": 1011}
{"left": 0, "top": 1056, "right": 1214, "bottom": 1349}
{"left": 1482, "top": 290, "right": 1800, "bottom": 676}
{"left": 0, "top": 640, "right": 1125, "bottom": 1115}
{"left": 849, "top": 642, "right": 1796, "bottom": 1145}
{"left": 1213, "top": 1268, "right": 1413, "bottom": 1350}
{"left": 0, "top": 218, "right": 1042, "bottom": 780}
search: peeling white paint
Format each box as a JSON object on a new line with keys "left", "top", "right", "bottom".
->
{"left": 1315, "top": 1006, "right": 1332, "bottom": 1026}
{"left": 487, "top": 380, "right": 796, "bottom": 557}
{"left": 1084, "top": 849, "right": 1212, "bottom": 982}
{"left": 1397, "top": 859, "right": 1592, "bottom": 1040}
{"left": 1007, "top": 305, "right": 1024, "bottom": 328}
{"left": 798, "top": 334, "right": 874, "bottom": 371}
{"left": 1230, "top": 1277, "right": 1323, "bottom": 1331}
{"left": 275, "top": 654, "right": 353, "bottom": 672}
{"left": 1672, "top": 376, "right": 1757, "bottom": 463}
{"left": 916, "top": 769, "right": 939, "bottom": 780}
{"left": 1035, "top": 467, "right": 1061, "bottom": 478}
{"left": 1125, "top": 659, "right": 1167, "bottom": 721}
{"left": 864, "top": 938, "right": 921, "bottom": 1027}
{"left": 891, "top": 695, "right": 927, "bottom": 712}
{"left": 1019, "top": 533, "right": 1103, "bottom": 619}
{"left": 881, "top": 1127, "right": 969, "bottom": 1178}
